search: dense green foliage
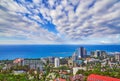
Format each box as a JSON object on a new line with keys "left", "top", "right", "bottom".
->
{"left": 76, "top": 64, "right": 120, "bottom": 79}
{"left": 0, "top": 73, "right": 28, "bottom": 81}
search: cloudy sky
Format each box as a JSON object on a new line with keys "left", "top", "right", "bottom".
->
{"left": 0, "top": 0, "right": 120, "bottom": 44}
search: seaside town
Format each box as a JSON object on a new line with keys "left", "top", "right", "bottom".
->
{"left": 0, "top": 0, "right": 120, "bottom": 81}
{"left": 0, "top": 47, "right": 120, "bottom": 81}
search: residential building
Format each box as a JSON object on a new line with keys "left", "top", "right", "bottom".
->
{"left": 13, "top": 58, "right": 24, "bottom": 66}
{"left": 72, "top": 52, "right": 78, "bottom": 61}
{"left": 91, "top": 50, "right": 107, "bottom": 58}
{"left": 22, "top": 59, "right": 44, "bottom": 70}
{"left": 54, "top": 58, "right": 60, "bottom": 67}
{"left": 115, "top": 53, "right": 120, "bottom": 61}
{"left": 73, "top": 67, "right": 86, "bottom": 75}
{"left": 70, "top": 74, "right": 84, "bottom": 81}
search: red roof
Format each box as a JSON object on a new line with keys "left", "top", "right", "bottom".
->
{"left": 13, "top": 58, "right": 23, "bottom": 63}
{"left": 54, "top": 78, "right": 66, "bottom": 81}
{"left": 87, "top": 74, "right": 120, "bottom": 81}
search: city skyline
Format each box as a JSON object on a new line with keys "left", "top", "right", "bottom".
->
{"left": 0, "top": 0, "right": 120, "bottom": 44}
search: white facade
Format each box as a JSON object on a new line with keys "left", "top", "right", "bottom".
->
{"left": 54, "top": 58, "right": 60, "bottom": 67}
{"left": 13, "top": 70, "right": 25, "bottom": 75}
{"left": 72, "top": 52, "right": 78, "bottom": 61}
{"left": 78, "top": 48, "right": 81, "bottom": 58}
{"left": 73, "top": 67, "right": 86, "bottom": 75}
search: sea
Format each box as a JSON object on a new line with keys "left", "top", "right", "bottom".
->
{"left": 0, "top": 45, "right": 120, "bottom": 60}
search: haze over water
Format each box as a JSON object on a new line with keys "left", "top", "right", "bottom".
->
{"left": 0, "top": 45, "right": 120, "bottom": 60}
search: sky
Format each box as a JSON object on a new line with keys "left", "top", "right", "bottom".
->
{"left": 0, "top": 0, "right": 120, "bottom": 45}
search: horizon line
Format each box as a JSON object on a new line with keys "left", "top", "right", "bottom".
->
{"left": 0, "top": 43, "right": 120, "bottom": 45}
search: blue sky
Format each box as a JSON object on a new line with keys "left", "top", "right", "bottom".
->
{"left": 0, "top": 0, "right": 120, "bottom": 44}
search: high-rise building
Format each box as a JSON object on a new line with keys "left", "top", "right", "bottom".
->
{"left": 95, "top": 50, "right": 101, "bottom": 57}
{"left": 77, "top": 47, "right": 87, "bottom": 58}
{"left": 92, "top": 50, "right": 107, "bottom": 58}
{"left": 72, "top": 52, "right": 78, "bottom": 61}
{"left": 54, "top": 58, "right": 60, "bottom": 67}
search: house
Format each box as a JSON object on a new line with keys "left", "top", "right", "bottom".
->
{"left": 73, "top": 67, "right": 86, "bottom": 75}
{"left": 70, "top": 74, "right": 84, "bottom": 81}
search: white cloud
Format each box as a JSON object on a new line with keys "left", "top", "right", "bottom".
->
{"left": 0, "top": 0, "right": 120, "bottom": 44}
{"left": 49, "top": 0, "right": 120, "bottom": 43}
{"left": 0, "top": 0, "right": 63, "bottom": 44}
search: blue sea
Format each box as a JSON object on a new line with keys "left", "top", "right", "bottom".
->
{"left": 0, "top": 45, "right": 120, "bottom": 60}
